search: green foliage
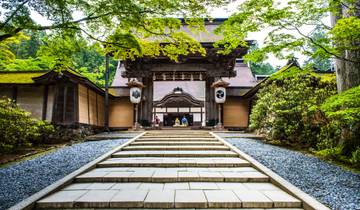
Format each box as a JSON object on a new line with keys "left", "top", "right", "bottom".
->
{"left": 316, "top": 146, "right": 344, "bottom": 160}
{"left": 248, "top": 43, "right": 276, "bottom": 75}
{"left": 0, "top": 33, "right": 29, "bottom": 68}
{"left": 350, "top": 147, "right": 360, "bottom": 167}
{"left": 303, "top": 28, "right": 332, "bottom": 71}
{"left": 320, "top": 85, "right": 360, "bottom": 156}
{"left": 0, "top": 98, "right": 54, "bottom": 152}
{"left": 321, "top": 85, "right": 360, "bottom": 124}
{"left": 251, "top": 65, "right": 360, "bottom": 167}
{"left": 250, "top": 62, "right": 276, "bottom": 75}
{"left": 250, "top": 65, "right": 337, "bottom": 146}
{"left": 0, "top": 32, "right": 116, "bottom": 87}
{"left": 1, "top": 0, "right": 224, "bottom": 61}
{"left": 215, "top": 0, "right": 359, "bottom": 65}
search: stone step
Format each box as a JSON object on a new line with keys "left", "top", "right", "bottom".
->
{"left": 130, "top": 141, "right": 223, "bottom": 146}
{"left": 76, "top": 167, "right": 269, "bottom": 182}
{"left": 112, "top": 150, "right": 239, "bottom": 157}
{"left": 140, "top": 135, "right": 214, "bottom": 137}
{"left": 37, "top": 182, "right": 302, "bottom": 209}
{"left": 137, "top": 137, "right": 218, "bottom": 141}
{"left": 97, "top": 157, "right": 251, "bottom": 167}
{"left": 122, "top": 145, "right": 230, "bottom": 151}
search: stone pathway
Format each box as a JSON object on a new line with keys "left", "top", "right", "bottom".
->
{"left": 33, "top": 131, "right": 321, "bottom": 209}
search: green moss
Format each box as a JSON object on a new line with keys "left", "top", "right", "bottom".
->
{"left": 0, "top": 71, "right": 48, "bottom": 84}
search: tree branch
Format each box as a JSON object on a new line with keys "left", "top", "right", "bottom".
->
{"left": 0, "top": 0, "right": 30, "bottom": 30}
{"left": 277, "top": 21, "right": 359, "bottom": 64}
{"left": 292, "top": 24, "right": 359, "bottom": 63}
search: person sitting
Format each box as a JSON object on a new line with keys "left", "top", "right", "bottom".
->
{"left": 174, "top": 117, "right": 181, "bottom": 127}
{"left": 181, "top": 116, "right": 188, "bottom": 126}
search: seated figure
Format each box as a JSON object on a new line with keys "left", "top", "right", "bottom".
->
{"left": 174, "top": 117, "right": 181, "bottom": 127}
{"left": 181, "top": 116, "right": 188, "bottom": 127}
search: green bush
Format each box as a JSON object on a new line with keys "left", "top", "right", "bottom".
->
{"left": 251, "top": 65, "right": 360, "bottom": 168}
{"left": 350, "top": 147, "right": 360, "bottom": 167}
{"left": 250, "top": 66, "right": 336, "bottom": 147}
{"left": 0, "top": 98, "right": 54, "bottom": 152}
{"left": 320, "top": 84, "right": 360, "bottom": 157}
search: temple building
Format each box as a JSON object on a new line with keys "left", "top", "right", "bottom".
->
{"left": 0, "top": 19, "right": 265, "bottom": 130}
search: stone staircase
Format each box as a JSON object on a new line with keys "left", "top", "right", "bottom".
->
{"left": 36, "top": 131, "right": 304, "bottom": 209}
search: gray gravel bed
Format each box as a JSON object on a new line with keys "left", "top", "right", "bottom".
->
{"left": 219, "top": 134, "right": 360, "bottom": 210}
{"left": 0, "top": 138, "right": 129, "bottom": 209}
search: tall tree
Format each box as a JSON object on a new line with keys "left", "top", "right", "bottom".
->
{"left": 331, "top": 0, "right": 360, "bottom": 91}
{"left": 215, "top": 0, "right": 360, "bottom": 92}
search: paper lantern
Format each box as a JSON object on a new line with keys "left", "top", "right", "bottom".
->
{"left": 214, "top": 87, "right": 226, "bottom": 103}
{"left": 130, "top": 87, "right": 142, "bottom": 104}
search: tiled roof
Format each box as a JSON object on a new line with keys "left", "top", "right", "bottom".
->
{"left": 222, "top": 63, "right": 258, "bottom": 87}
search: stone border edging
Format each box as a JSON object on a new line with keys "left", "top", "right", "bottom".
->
{"left": 8, "top": 132, "right": 147, "bottom": 210}
{"left": 210, "top": 132, "right": 330, "bottom": 210}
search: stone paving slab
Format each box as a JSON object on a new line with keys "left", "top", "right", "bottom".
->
{"left": 122, "top": 145, "right": 230, "bottom": 151}
{"left": 112, "top": 150, "right": 239, "bottom": 157}
{"left": 175, "top": 190, "right": 207, "bottom": 208}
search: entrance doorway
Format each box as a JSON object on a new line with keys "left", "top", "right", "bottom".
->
{"left": 163, "top": 113, "right": 193, "bottom": 127}
{"left": 153, "top": 87, "right": 204, "bottom": 127}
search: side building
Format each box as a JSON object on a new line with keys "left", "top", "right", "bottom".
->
{"left": 0, "top": 70, "right": 133, "bottom": 130}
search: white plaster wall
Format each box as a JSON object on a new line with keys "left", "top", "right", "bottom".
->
{"left": 153, "top": 81, "right": 205, "bottom": 101}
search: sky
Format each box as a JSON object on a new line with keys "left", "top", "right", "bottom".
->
{"left": 27, "top": 0, "right": 329, "bottom": 67}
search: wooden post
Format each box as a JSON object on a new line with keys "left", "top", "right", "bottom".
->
{"left": 42, "top": 85, "right": 48, "bottom": 121}
{"left": 218, "top": 104, "right": 222, "bottom": 126}
{"left": 205, "top": 77, "right": 216, "bottom": 125}
{"left": 104, "top": 54, "right": 110, "bottom": 131}
{"left": 62, "top": 84, "right": 68, "bottom": 123}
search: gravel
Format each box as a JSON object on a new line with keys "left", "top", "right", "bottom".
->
{"left": 0, "top": 138, "right": 131, "bottom": 209}
{"left": 219, "top": 134, "right": 360, "bottom": 210}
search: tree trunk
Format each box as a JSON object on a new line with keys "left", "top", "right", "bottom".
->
{"left": 332, "top": 0, "right": 360, "bottom": 92}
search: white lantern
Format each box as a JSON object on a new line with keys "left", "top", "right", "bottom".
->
{"left": 214, "top": 87, "right": 226, "bottom": 103}
{"left": 130, "top": 87, "right": 142, "bottom": 104}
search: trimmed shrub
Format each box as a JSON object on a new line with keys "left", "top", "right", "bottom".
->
{"left": 0, "top": 98, "right": 54, "bottom": 152}
{"left": 251, "top": 65, "right": 360, "bottom": 168}
{"left": 250, "top": 66, "right": 336, "bottom": 147}
{"left": 320, "top": 85, "right": 360, "bottom": 157}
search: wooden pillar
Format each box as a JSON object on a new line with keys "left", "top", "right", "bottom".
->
{"left": 62, "top": 84, "right": 68, "bottom": 123}
{"left": 104, "top": 54, "right": 110, "bottom": 131}
{"left": 12, "top": 86, "right": 18, "bottom": 103}
{"left": 87, "top": 88, "right": 90, "bottom": 125}
{"left": 42, "top": 85, "right": 48, "bottom": 120}
{"left": 139, "top": 76, "right": 153, "bottom": 125}
{"left": 205, "top": 77, "right": 216, "bottom": 125}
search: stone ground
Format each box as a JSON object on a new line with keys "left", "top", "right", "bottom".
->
{"left": 0, "top": 135, "right": 136, "bottom": 210}
{"left": 219, "top": 133, "right": 360, "bottom": 210}
{"left": 35, "top": 131, "right": 306, "bottom": 209}
{"left": 1, "top": 131, "right": 358, "bottom": 210}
